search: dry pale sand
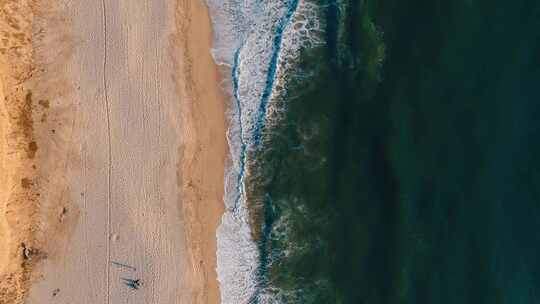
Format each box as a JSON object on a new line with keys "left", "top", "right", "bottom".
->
{"left": 1, "top": 0, "right": 226, "bottom": 303}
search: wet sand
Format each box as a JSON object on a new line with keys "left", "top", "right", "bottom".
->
{"left": 173, "top": 0, "right": 227, "bottom": 302}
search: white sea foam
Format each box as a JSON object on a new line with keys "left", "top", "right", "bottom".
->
{"left": 205, "top": 0, "right": 323, "bottom": 302}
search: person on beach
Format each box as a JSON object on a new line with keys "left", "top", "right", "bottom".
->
{"left": 121, "top": 278, "right": 141, "bottom": 290}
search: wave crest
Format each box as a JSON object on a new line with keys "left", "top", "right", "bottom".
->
{"left": 205, "top": 0, "right": 323, "bottom": 302}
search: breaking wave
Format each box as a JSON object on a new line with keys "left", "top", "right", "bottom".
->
{"left": 204, "top": 0, "right": 322, "bottom": 302}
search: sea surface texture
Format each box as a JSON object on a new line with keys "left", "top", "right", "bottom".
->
{"left": 207, "top": 0, "right": 540, "bottom": 303}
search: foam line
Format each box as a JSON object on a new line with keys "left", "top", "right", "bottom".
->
{"left": 205, "top": 0, "right": 323, "bottom": 302}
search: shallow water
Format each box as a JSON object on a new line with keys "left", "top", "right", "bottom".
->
{"left": 208, "top": 0, "right": 540, "bottom": 302}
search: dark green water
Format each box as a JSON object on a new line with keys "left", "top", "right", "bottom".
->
{"left": 247, "top": 0, "right": 540, "bottom": 302}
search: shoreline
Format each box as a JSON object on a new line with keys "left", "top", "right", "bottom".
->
{"left": 173, "top": 0, "right": 227, "bottom": 303}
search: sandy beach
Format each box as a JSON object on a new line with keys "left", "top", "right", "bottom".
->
{"left": 0, "top": 75, "right": 7, "bottom": 278}
{"left": 0, "top": 0, "right": 226, "bottom": 303}
{"left": 0, "top": 1, "right": 59, "bottom": 302}
{"left": 173, "top": 0, "right": 227, "bottom": 302}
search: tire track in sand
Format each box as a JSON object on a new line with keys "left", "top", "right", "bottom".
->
{"left": 100, "top": 0, "right": 112, "bottom": 303}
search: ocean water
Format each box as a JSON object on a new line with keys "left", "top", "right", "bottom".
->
{"left": 206, "top": 0, "right": 540, "bottom": 303}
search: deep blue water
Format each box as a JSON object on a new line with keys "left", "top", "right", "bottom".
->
{"left": 241, "top": 0, "right": 540, "bottom": 302}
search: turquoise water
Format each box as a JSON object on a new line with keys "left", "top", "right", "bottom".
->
{"left": 209, "top": 0, "right": 540, "bottom": 302}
